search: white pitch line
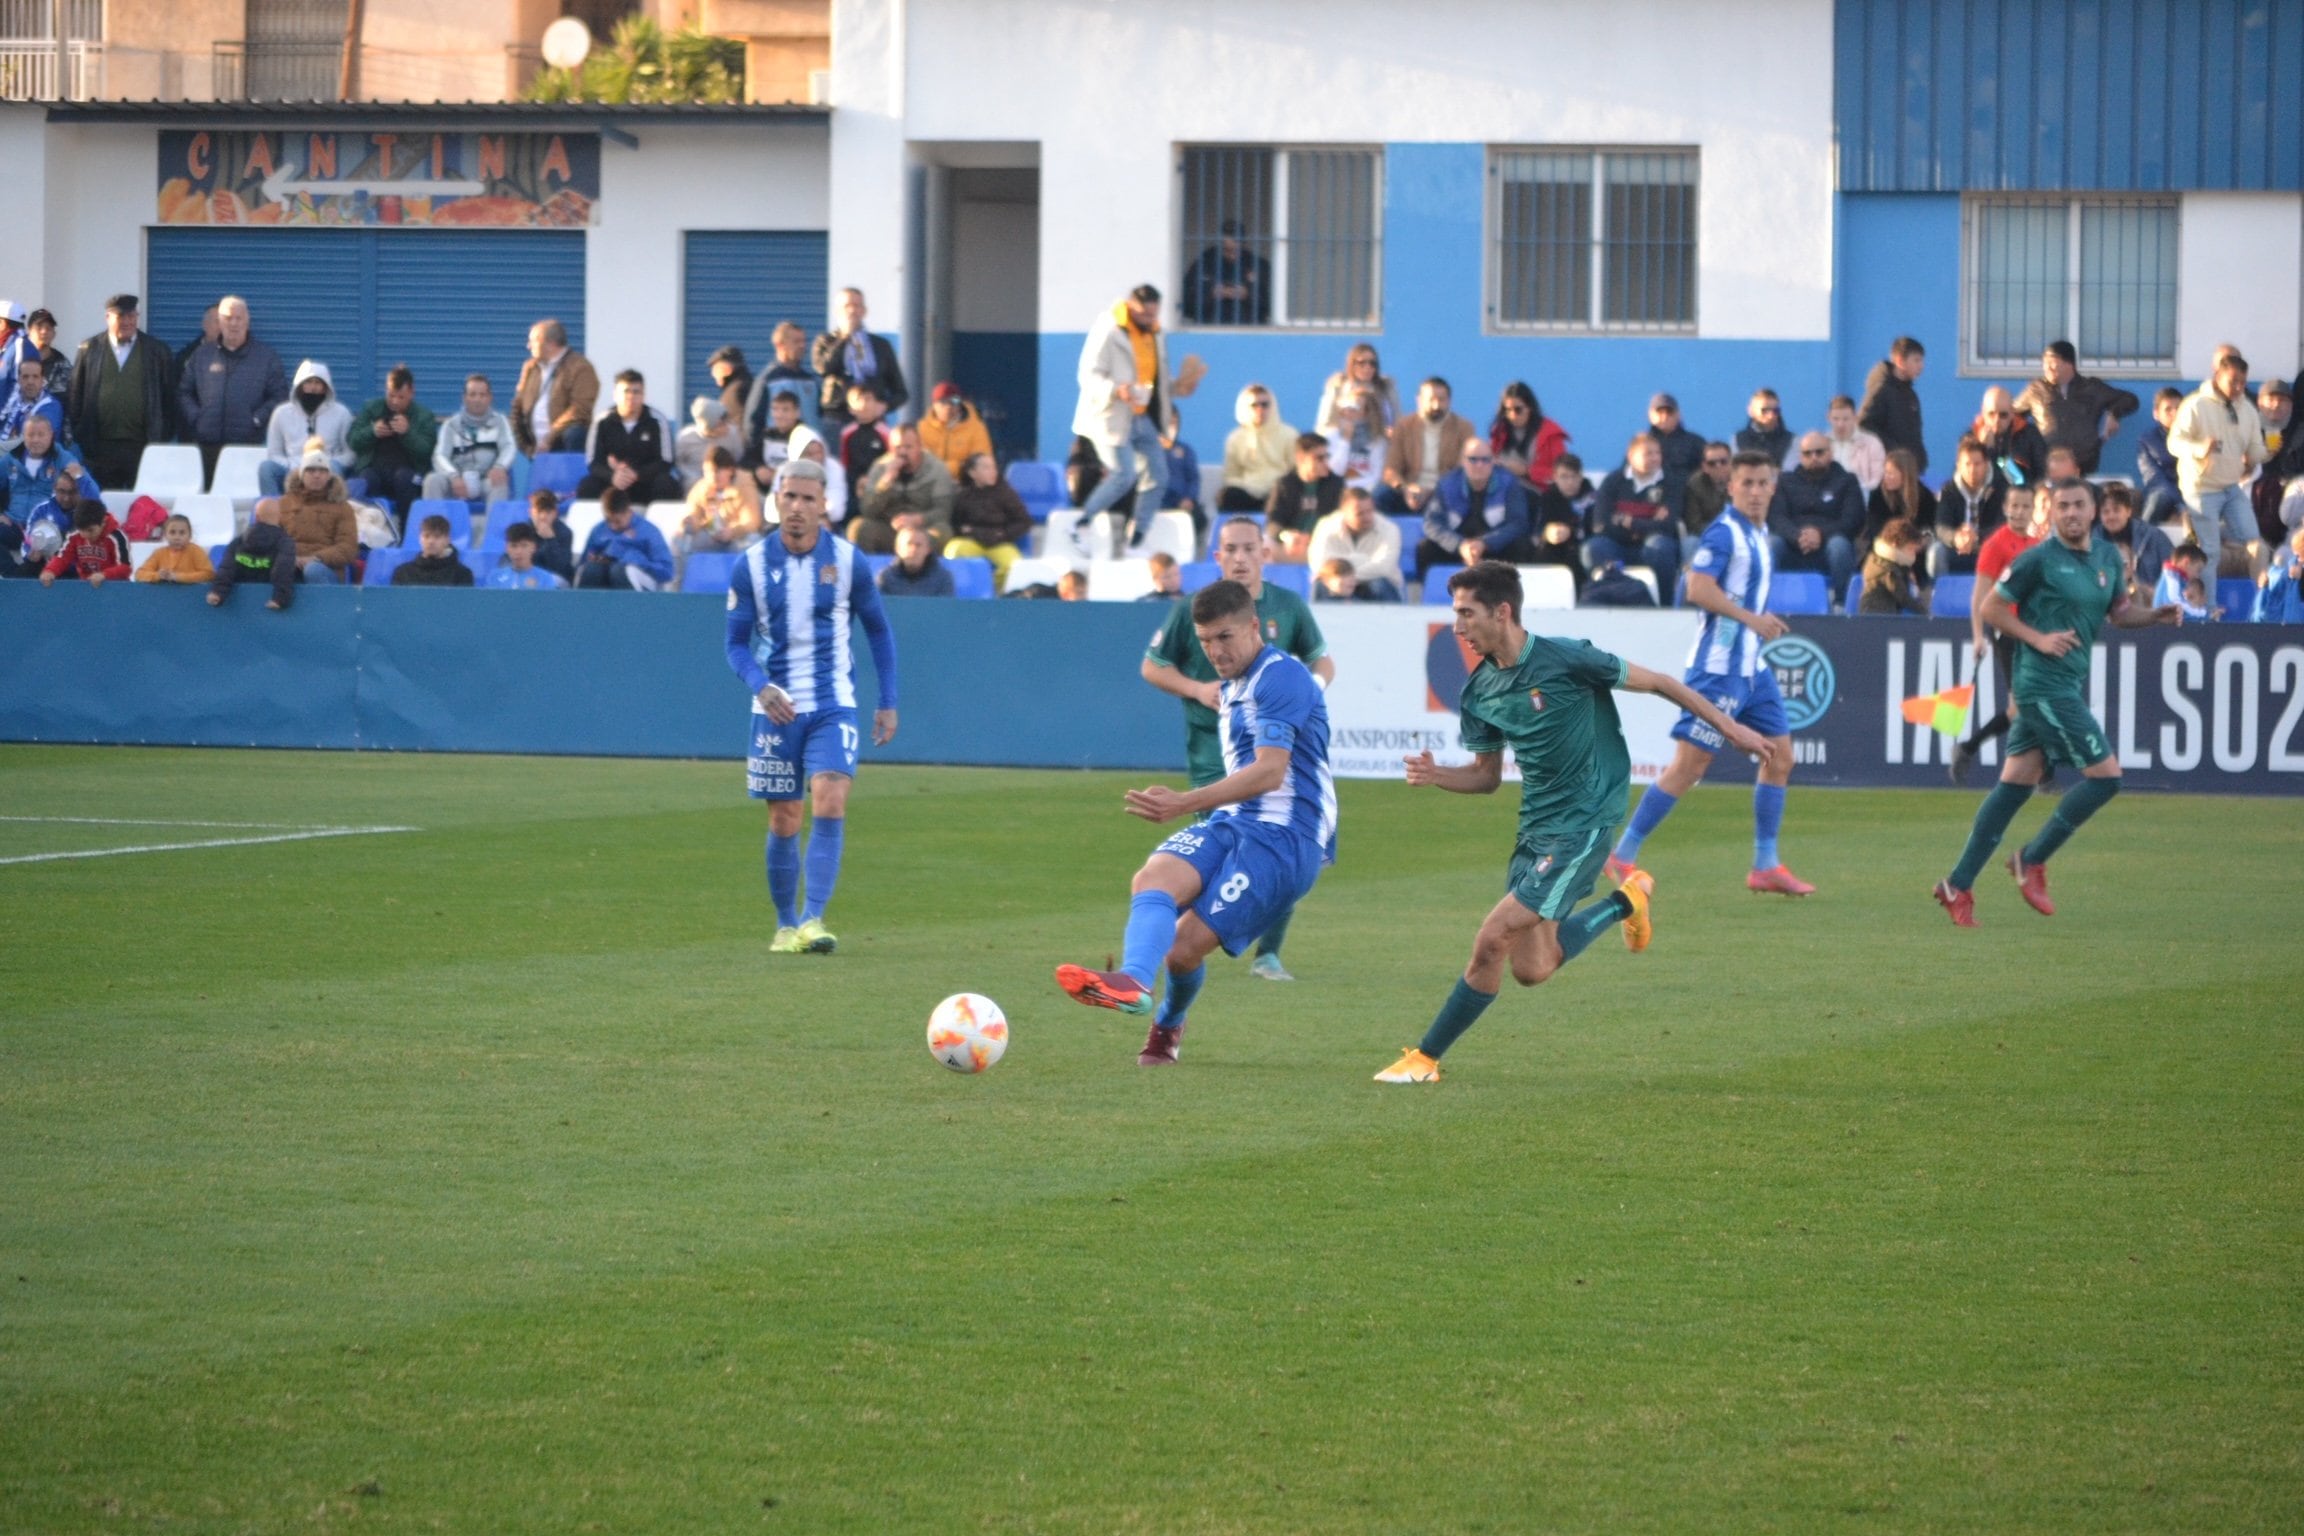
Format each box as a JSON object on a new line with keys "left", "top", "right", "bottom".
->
{"left": 0, "top": 826, "right": 421, "bottom": 867}
{"left": 0, "top": 816, "right": 307, "bottom": 829}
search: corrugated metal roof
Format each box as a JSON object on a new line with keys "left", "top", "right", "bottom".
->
{"left": 1836, "top": 0, "right": 2303, "bottom": 192}
{"left": 45, "top": 100, "right": 827, "bottom": 126}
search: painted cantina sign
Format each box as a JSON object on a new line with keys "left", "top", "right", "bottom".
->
{"left": 158, "top": 130, "right": 600, "bottom": 227}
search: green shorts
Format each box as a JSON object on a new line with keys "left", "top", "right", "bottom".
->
{"left": 2005, "top": 693, "right": 2111, "bottom": 769}
{"left": 1185, "top": 726, "right": 1225, "bottom": 790}
{"left": 1506, "top": 826, "right": 1616, "bottom": 922}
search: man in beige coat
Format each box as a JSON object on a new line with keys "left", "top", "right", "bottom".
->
{"left": 511, "top": 318, "right": 599, "bottom": 456}
{"left": 2168, "top": 345, "right": 2272, "bottom": 577}
{"left": 1380, "top": 377, "right": 1477, "bottom": 517}
{"left": 1072, "top": 285, "right": 1176, "bottom": 552}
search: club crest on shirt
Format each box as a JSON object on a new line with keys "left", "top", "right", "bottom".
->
{"left": 1265, "top": 619, "right": 1278, "bottom": 639}
{"left": 2097, "top": 571, "right": 2108, "bottom": 587}
{"left": 1535, "top": 854, "right": 1554, "bottom": 874}
{"left": 821, "top": 565, "right": 837, "bottom": 585}
{"left": 1528, "top": 688, "right": 1544, "bottom": 711}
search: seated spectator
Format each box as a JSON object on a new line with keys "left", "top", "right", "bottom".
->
{"left": 2155, "top": 541, "right": 2212, "bottom": 621}
{"left": 2098, "top": 481, "right": 2172, "bottom": 598}
{"left": 2135, "top": 387, "right": 2185, "bottom": 525}
{"left": 708, "top": 344, "right": 754, "bottom": 429}
{"left": 838, "top": 381, "right": 895, "bottom": 520}
{"left": 1182, "top": 219, "right": 1272, "bottom": 326}
{"left": 512, "top": 318, "right": 599, "bottom": 457}
{"left": 1858, "top": 517, "right": 1929, "bottom": 615}
{"left": 1931, "top": 436, "right": 2004, "bottom": 579}
{"left": 1312, "top": 557, "right": 1359, "bottom": 602}
{"left": 1380, "top": 377, "right": 1476, "bottom": 518}
{"left": 6, "top": 414, "right": 92, "bottom": 511}
{"left": 522, "top": 489, "right": 575, "bottom": 582}
{"left": 678, "top": 446, "right": 766, "bottom": 578}
{"left": 1160, "top": 412, "right": 1204, "bottom": 533}
{"left": 1580, "top": 559, "right": 1657, "bottom": 607}
{"left": 749, "top": 321, "right": 821, "bottom": 438}
{"left": 878, "top": 523, "right": 956, "bottom": 597}
{"left": 1533, "top": 453, "right": 1595, "bottom": 590}
{"left": 1820, "top": 394, "right": 1886, "bottom": 492}
{"left": 1588, "top": 433, "right": 1680, "bottom": 598}
{"left": 1863, "top": 447, "right": 1937, "bottom": 547}
{"left": 1138, "top": 550, "right": 1183, "bottom": 601}
{"left": 425, "top": 373, "right": 518, "bottom": 506}
{"left": 206, "top": 498, "right": 296, "bottom": 611}
{"left": 2015, "top": 340, "right": 2139, "bottom": 476}
{"left": 1323, "top": 383, "right": 1388, "bottom": 495}
{"left": 1971, "top": 386, "right": 2046, "bottom": 487}
{"left": 1264, "top": 433, "right": 1343, "bottom": 562}
{"left": 482, "top": 521, "right": 568, "bottom": 590}
{"left": 1769, "top": 431, "right": 1864, "bottom": 607}
{"left": 1490, "top": 382, "right": 1568, "bottom": 496}
{"left": 0, "top": 354, "right": 66, "bottom": 449}
{"left": 3, "top": 459, "right": 85, "bottom": 576}
{"left": 1056, "top": 569, "right": 1087, "bottom": 601}
{"left": 1646, "top": 392, "right": 1705, "bottom": 509}
{"left": 1682, "top": 440, "right": 1733, "bottom": 545}
{"left": 135, "top": 512, "right": 217, "bottom": 585}
{"left": 261, "top": 360, "right": 355, "bottom": 498}
{"left": 945, "top": 452, "right": 1032, "bottom": 592}
{"left": 919, "top": 382, "right": 993, "bottom": 479}
{"left": 852, "top": 423, "right": 955, "bottom": 554}
{"left": 1419, "top": 439, "right": 1530, "bottom": 575}
{"left": 260, "top": 439, "right": 359, "bottom": 585}
{"left": 783, "top": 424, "right": 848, "bottom": 527}
{"left": 1735, "top": 388, "right": 1793, "bottom": 468}
{"left": 37, "top": 499, "right": 129, "bottom": 585}
{"left": 2251, "top": 377, "right": 2301, "bottom": 546}
{"left": 347, "top": 367, "right": 438, "bottom": 526}
{"left": 1315, "top": 343, "right": 1401, "bottom": 437}
{"left": 1306, "top": 486, "right": 1404, "bottom": 602}
{"left": 577, "top": 370, "right": 683, "bottom": 505}
{"left": 2259, "top": 521, "right": 2304, "bottom": 623}
{"left": 676, "top": 396, "right": 745, "bottom": 487}
{"left": 576, "top": 487, "right": 673, "bottom": 590}
{"left": 391, "top": 513, "right": 476, "bottom": 588}
{"left": 744, "top": 383, "right": 806, "bottom": 492}
{"left": 1220, "top": 383, "right": 1295, "bottom": 511}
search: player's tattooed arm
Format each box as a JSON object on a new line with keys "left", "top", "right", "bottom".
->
{"left": 2105, "top": 591, "right": 2182, "bottom": 629}
{"left": 1403, "top": 750, "right": 1503, "bottom": 794}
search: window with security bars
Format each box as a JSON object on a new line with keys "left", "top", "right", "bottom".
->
{"left": 1177, "top": 146, "right": 1379, "bottom": 329}
{"left": 1490, "top": 149, "right": 1697, "bottom": 331}
{"left": 1966, "top": 197, "right": 2177, "bottom": 372}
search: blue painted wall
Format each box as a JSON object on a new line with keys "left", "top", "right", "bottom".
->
{"left": 1035, "top": 143, "right": 1839, "bottom": 483}
{"left": 1836, "top": 0, "right": 2304, "bottom": 192}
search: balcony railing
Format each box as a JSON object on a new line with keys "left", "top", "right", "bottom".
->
{"left": 0, "top": 38, "right": 102, "bottom": 100}
{"left": 212, "top": 39, "right": 342, "bottom": 102}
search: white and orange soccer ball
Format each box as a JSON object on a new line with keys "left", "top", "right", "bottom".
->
{"left": 927, "top": 992, "right": 1008, "bottom": 1073}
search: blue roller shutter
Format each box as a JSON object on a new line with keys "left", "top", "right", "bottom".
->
{"left": 682, "top": 230, "right": 827, "bottom": 407}
{"left": 147, "top": 228, "right": 584, "bottom": 416}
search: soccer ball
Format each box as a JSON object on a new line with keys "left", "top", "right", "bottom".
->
{"left": 927, "top": 992, "right": 1008, "bottom": 1073}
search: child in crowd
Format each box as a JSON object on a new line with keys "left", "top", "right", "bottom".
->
{"left": 2155, "top": 541, "right": 2212, "bottom": 621}
{"left": 2258, "top": 522, "right": 2304, "bottom": 624}
{"left": 1531, "top": 451, "right": 1594, "bottom": 591}
{"left": 207, "top": 499, "right": 297, "bottom": 610}
{"left": 746, "top": 384, "right": 804, "bottom": 492}
{"left": 39, "top": 500, "right": 131, "bottom": 585}
{"left": 2136, "top": 387, "right": 2185, "bottom": 525}
{"left": 1137, "top": 549, "right": 1182, "bottom": 601}
{"left": 1312, "top": 556, "right": 1358, "bottom": 602}
{"left": 135, "top": 513, "right": 217, "bottom": 584}
{"left": 392, "top": 513, "right": 475, "bottom": 587}
{"left": 482, "top": 522, "right": 566, "bottom": 590}
{"left": 1858, "top": 517, "right": 1929, "bottom": 615}
{"left": 523, "top": 489, "right": 574, "bottom": 581}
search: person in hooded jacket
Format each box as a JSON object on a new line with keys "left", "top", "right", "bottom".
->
{"left": 260, "top": 359, "right": 355, "bottom": 497}
{"left": 260, "top": 439, "right": 361, "bottom": 584}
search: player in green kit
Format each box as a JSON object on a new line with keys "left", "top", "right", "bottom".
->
{"left": 1142, "top": 516, "right": 1334, "bottom": 979}
{"left": 1375, "top": 563, "right": 1778, "bottom": 1083}
{"left": 1934, "top": 478, "right": 2180, "bottom": 926}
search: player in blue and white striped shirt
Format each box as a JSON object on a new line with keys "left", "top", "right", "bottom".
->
{"left": 1607, "top": 448, "right": 1816, "bottom": 895}
{"left": 1058, "top": 579, "right": 1338, "bottom": 1066}
{"left": 725, "top": 458, "right": 899, "bottom": 954}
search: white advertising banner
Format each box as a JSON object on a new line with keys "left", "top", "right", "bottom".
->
{"left": 1311, "top": 606, "right": 1706, "bottom": 781}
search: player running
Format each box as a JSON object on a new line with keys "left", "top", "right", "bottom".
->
{"left": 1062, "top": 578, "right": 1337, "bottom": 1066}
{"left": 1604, "top": 449, "right": 1815, "bottom": 895}
{"left": 1140, "top": 516, "right": 1333, "bottom": 981}
{"left": 1376, "top": 563, "right": 1776, "bottom": 1084}
{"left": 1933, "top": 477, "right": 2179, "bottom": 926}
{"left": 725, "top": 458, "right": 898, "bottom": 954}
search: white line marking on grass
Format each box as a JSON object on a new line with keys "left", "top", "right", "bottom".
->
{"left": 0, "top": 826, "right": 421, "bottom": 866}
{"left": 0, "top": 816, "right": 307, "bottom": 828}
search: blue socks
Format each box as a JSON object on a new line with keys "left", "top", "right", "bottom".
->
{"left": 1613, "top": 786, "right": 1678, "bottom": 866}
{"left": 1752, "top": 782, "right": 1786, "bottom": 870}
{"left": 1156, "top": 962, "right": 1204, "bottom": 1026}
{"left": 1557, "top": 892, "right": 1632, "bottom": 961}
{"left": 765, "top": 830, "right": 801, "bottom": 927}
{"left": 1121, "top": 891, "right": 1179, "bottom": 987}
{"left": 1417, "top": 977, "right": 1498, "bottom": 1060}
{"left": 2022, "top": 776, "right": 2119, "bottom": 865}
{"left": 800, "top": 817, "right": 843, "bottom": 923}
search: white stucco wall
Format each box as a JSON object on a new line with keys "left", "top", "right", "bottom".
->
{"left": 827, "top": 0, "right": 908, "bottom": 337}
{"left": 864, "top": 0, "right": 1837, "bottom": 341}
{"left": 2176, "top": 193, "right": 2303, "bottom": 380}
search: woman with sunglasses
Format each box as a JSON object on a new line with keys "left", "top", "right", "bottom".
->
{"left": 1488, "top": 381, "right": 1568, "bottom": 496}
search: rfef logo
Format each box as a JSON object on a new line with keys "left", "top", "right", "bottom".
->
{"left": 1764, "top": 636, "right": 1835, "bottom": 730}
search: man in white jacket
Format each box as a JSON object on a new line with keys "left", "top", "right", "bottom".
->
{"left": 260, "top": 359, "right": 354, "bottom": 497}
{"left": 426, "top": 373, "right": 520, "bottom": 505}
{"left": 1073, "top": 285, "right": 1175, "bottom": 553}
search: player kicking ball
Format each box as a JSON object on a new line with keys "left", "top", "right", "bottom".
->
{"left": 1605, "top": 449, "right": 1815, "bottom": 896}
{"left": 1058, "top": 579, "right": 1337, "bottom": 1066}
{"left": 1376, "top": 563, "right": 1776, "bottom": 1084}
{"left": 1933, "top": 477, "right": 2179, "bottom": 926}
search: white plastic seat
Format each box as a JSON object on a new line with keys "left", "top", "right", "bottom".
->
{"left": 1198, "top": 463, "right": 1225, "bottom": 512}
{"left": 1038, "top": 510, "right": 1112, "bottom": 567}
{"left": 641, "top": 501, "right": 688, "bottom": 552}
{"left": 1087, "top": 557, "right": 1157, "bottom": 602}
{"left": 562, "top": 499, "right": 605, "bottom": 559}
{"left": 1518, "top": 565, "right": 1577, "bottom": 611}
{"left": 1000, "top": 556, "right": 1071, "bottom": 595}
{"left": 1136, "top": 510, "right": 1197, "bottom": 563}
{"left": 101, "top": 489, "right": 143, "bottom": 520}
{"left": 1625, "top": 566, "right": 1661, "bottom": 603}
{"left": 133, "top": 444, "right": 205, "bottom": 498}
{"left": 208, "top": 445, "right": 268, "bottom": 501}
{"left": 127, "top": 540, "right": 160, "bottom": 571}
{"left": 172, "top": 494, "right": 238, "bottom": 546}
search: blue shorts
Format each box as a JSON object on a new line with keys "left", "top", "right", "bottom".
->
{"left": 1670, "top": 667, "right": 1788, "bottom": 751}
{"left": 1152, "top": 817, "right": 1321, "bottom": 959}
{"left": 747, "top": 707, "right": 859, "bottom": 800}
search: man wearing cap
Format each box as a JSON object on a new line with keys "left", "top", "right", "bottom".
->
{"left": 2168, "top": 346, "right": 2272, "bottom": 580}
{"left": 178, "top": 295, "right": 289, "bottom": 484}
{"left": 1182, "top": 218, "right": 1271, "bottom": 327}
{"left": 2248, "top": 377, "right": 2300, "bottom": 546}
{"left": 0, "top": 300, "right": 33, "bottom": 403}
{"left": 1646, "top": 392, "right": 1706, "bottom": 516}
{"left": 2015, "top": 341, "right": 2140, "bottom": 477}
{"left": 917, "top": 382, "right": 992, "bottom": 480}
{"left": 66, "top": 296, "right": 174, "bottom": 492}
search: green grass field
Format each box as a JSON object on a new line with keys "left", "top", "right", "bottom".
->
{"left": 3, "top": 745, "right": 2300, "bottom": 1533}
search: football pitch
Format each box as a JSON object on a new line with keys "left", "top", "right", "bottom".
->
{"left": 3, "top": 744, "right": 2299, "bottom": 1533}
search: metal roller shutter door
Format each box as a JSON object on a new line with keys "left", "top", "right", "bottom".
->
{"left": 147, "top": 228, "right": 584, "bottom": 416}
{"left": 681, "top": 230, "right": 827, "bottom": 407}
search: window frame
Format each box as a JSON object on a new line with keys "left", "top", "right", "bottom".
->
{"left": 1960, "top": 193, "right": 2180, "bottom": 377}
{"left": 1173, "top": 143, "right": 1384, "bottom": 333}
{"left": 1484, "top": 145, "right": 1701, "bottom": 336}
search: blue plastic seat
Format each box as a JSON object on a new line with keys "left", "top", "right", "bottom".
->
{"left": 1262, "top": 564, "right": 1309, "bottom": 598}
{"left": 475, "top": 501, "right": 537, "bottom": 550}
{"left": 947, "top": 557, "right": 994, "bottom": 599}
{"left": 363, "top": 548, "right": 410, "bottom": 585}
{"left": 1391, "top": 517, "right": 1422, "bottom": 580}
{"left": 529, "top": 452, "right": 587, "bottom": 499}
{"left": 1007, "top": 461, "right": 1065, "bottom": 522}
{"left": 2215, "top": 578, "right": 2254, "bottom": 620}
{"left": 398, "top": 499, "right": 473, "bottom": 548}
{"left": 1844, "top": 573, "right": 1865, "bottom": 612}
{"left": 1422, "top": 566, "right": 1465, "bottom": 604}
{"left": 682, "top": 552, "right": 738, "bottom": 593}
{"left": 1930, "top": 575, "right": 1976, "bottom": 618}
{"left": 1179, "top": 560, "right": 1222, "bottom": 593}
{"left": 1767, "top": 572, "right": 1830, "bottom": 615}
{"left": 467, "top": 552, "right": 499, "bottom": 584}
